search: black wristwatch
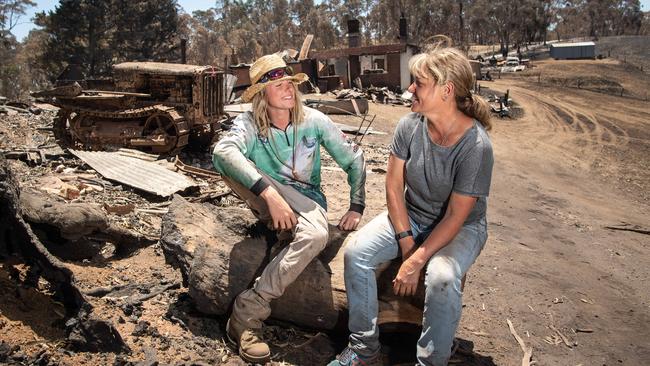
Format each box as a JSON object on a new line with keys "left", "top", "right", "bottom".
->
{"left": 394, "top": 230, "right": 413, "bottom": 241}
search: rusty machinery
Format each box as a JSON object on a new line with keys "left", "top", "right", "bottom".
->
{"left": 38, "top": 62, "right": 231, "bottom": 154}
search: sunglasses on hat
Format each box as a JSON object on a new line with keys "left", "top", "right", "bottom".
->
{"left": 258, "top": 67, "right": 294, "bottom": 84}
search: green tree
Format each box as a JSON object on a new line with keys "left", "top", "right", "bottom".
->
{"left": 0, "top": 0, "right": 36, "bottom": 42}
{"left": 36, "top": 0, "right": 112, "bottom": 78}
{"left": 0, "top": 0, "right": 36, "bottom": 99}
{"left": 111, "top": 0, "right": 180, "bottom": 61}
{"left": 36, "top": 0, "right": 181, "bottom": 80}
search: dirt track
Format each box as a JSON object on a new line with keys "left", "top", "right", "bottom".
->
{"left": 457, "top": 78, "right": 649, "bottom": 365}
{"left": 1, "top": 56, "right": 649, "bottom": 365}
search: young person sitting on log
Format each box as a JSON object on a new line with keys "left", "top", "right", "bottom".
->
{"left": 212, "top": 53, "right": 367, "bottom": 364}
{"left": 330, "top": 39, "right": 494, "bottom": 366}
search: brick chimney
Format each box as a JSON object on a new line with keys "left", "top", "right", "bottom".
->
{"left": 399, "top": 13, "right": 408, "bottom": 43}
{"left": 347, "top": 18, "right": 360, "bottom": 48}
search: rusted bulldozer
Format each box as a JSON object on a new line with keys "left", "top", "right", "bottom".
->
{"left": 35, "top": 62, "right": 231, "bottom": 154}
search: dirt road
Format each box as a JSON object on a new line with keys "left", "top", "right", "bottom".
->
{"left": 461, "top": 79, "right": 649, "bottom": 365}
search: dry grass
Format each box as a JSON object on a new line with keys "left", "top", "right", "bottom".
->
{"left": 596, "top": 35, "right": 650, "bottom": 73}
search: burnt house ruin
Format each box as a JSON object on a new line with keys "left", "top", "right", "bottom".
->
{"left": 228, "top": 16, "right": 419, "bottom": 99}
{"left": 312, "top": 17, "right": 419, "bottom": 92}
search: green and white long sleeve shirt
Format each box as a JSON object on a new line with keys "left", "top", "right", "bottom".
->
{"left": 212, "top": 107, "right": 366, "bottom": 213}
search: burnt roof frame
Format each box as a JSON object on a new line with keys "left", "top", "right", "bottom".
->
{"left": 311, "top": 43, "right": 419, "bottom": 60}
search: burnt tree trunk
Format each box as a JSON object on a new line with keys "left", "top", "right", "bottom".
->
{"left": 0, "top": 158, "right": 128, "bottom": 353}
{"left": 161, "top": 195, "right": 425, "bottom": 331}
{"left": 19, "top": 189, "right": 157, "bottom": 260}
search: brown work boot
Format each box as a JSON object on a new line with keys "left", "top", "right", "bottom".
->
{"left": 227, "top": 318, "right": 271, "bottom": 364}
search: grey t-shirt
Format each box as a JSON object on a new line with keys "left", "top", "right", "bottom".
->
{"left": 390, "top": 112, "right": 493, "bottom": 226}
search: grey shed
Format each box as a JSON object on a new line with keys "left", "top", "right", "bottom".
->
{"left": 550, "top": 42, "right": 596, "bottom": 60}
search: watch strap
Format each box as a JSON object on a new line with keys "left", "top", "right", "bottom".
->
{"left": 394, "top": 230, "right": 413, "bottom": 241}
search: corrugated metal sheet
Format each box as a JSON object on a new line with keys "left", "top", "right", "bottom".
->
{"left": 69, "top": 150, "right": 196, "bottom": 197}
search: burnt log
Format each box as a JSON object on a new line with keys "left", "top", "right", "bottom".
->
{"left": 19, "top": 189, "right": 157, "bottom": 260}
{"left": 161, "top": 195, "right": 425, "bottom": 331}
{"left": 0, "top": 158, "right": 128, "bottom": 353}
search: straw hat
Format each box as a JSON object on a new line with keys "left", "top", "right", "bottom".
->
{"left": 241, "top": 54, "right": 308, "bottom": 102}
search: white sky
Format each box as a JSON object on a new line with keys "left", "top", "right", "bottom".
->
{"left": 9, "top": 0, "right": 650, "bottom": 42}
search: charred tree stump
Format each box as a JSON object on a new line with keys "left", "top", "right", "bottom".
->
{"left": 161, "top": 195, "right": 425, "bottom": 331}
{"left": 0, "top": 158, "right": 128, "bottom": 353}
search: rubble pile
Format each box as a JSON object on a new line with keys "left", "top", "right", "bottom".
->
{"left": 476, "top": 87, "right": 524, "bottom": 119}
{"left": 0, "top": 108, "right": 241, "bottom": 364}
{"left": 331, "top": 87, "right": 412, "bottom": 106}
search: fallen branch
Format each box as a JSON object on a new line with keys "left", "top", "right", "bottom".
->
{"left": 125, "top": 281, "right": 180, "bottom": 306}
{"left": 604, "top": 224, "right": 650, "bottom": 235}
{"left": 189, "top": 189, "right": 232, "bottom": 203}
{"left": 575, "top": 327, "right": 593, "bottom": 333}
{"left": 469, "top": 330, "right": 490, "bottom": 337}
{"left": 543, "top": 335, "right": 562, "bottom": 345}
{"left": 84, "top": 283, "right": 130, "bottom": 297}
{"left": 549, "top": 324, "right": 573, "bottom": 348}
{"left": 3, "top": 105, "right": 31, "bottom": 113}
{"left": 174, "top": 157, "right": 221, "bottom": 179}
{"left": 507, "top": 319, "right": 533, "bottom": 366}
{"left": 135, "top": 208, "right": 169, "bottom": 215}
{"left": 293, "top": 332, "right": 324, "bottom": 349}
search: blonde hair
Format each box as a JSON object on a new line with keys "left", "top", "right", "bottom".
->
{"left": 409, "top": 36, "right": 492, "bottom": 131}
{"left": 251, "top": 82, "right": 305, "bottom": 136}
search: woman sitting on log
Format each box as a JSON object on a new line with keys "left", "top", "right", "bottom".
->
{"left": 330, "top": 39, "right": 494, "bottom": 366}
{"left": 212, "top": 53, "right": 366, "bottom": 363}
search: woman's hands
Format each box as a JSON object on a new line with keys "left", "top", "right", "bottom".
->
{"left": 259, "top": 187, "right": 364, "bottom": 232}
{"left": 386, "top": 153, "right": 422, "bottom": 296}
{"left": 392, "top": 192, "right": 480, "bottom": 297}
{"left": 260, "top": 186, "right": 297, "bottom": 230}
{"left": 338, "top": 210, "right": 362, "bottom": 231}
{"left": 393, "top": 255, "right": 424, "bottom": 296}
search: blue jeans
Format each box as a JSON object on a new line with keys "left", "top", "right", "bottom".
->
{"left": 344, "top": 211, "right": 487, "bottom": 366}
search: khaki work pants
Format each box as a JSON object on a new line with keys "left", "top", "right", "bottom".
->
{"left": 223, "top": 174, "right": 329, "bottom": 330}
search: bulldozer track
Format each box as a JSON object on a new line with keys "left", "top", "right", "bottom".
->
{"left": 56, "top": 104, "right": 189, "bottom": 154}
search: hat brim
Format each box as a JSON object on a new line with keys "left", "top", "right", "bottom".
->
{"left": 241, "top": 73, "right": 309, "bottom": 103}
